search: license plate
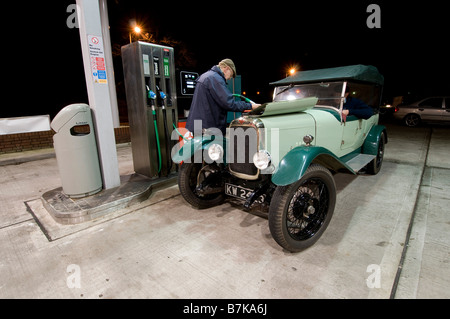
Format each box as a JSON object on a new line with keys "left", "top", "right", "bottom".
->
{"left": 225, "top": 183, "right": 265, "bottom": 203}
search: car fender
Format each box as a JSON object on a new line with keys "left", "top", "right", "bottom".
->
{"left": 171, "top": 135, "right": 227, "bottom": 164}
{"left": 271, "top": 146, "right": 354, "bottom": 186}
{"left": 362, "top": 125, "right": 387, "bottom": 155}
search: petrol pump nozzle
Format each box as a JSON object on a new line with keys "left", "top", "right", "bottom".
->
{"left": 159, "top": 91, "right": 167, "bottom": 108}
{"left": 146, "top": 85, "right": 157, "bottom": 110}
{"left": 148, "top": 90, "right": 157, "bottom": 100}
{"left": 155, "top": 85, "right": 167, "bottom": 109}
{"left": 158, "top": 91, "right": 168, "bottom": 110}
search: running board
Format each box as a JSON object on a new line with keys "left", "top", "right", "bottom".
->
{"left": 345, "top": 154, "right": 376, "bottom": 172}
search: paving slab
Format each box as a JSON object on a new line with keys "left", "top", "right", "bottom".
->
{"left": 426, "top": 127, "right": 450, "bottom": 169}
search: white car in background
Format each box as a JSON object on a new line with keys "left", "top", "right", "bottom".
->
{"left": 394, "top": 96, "right": 450, "bottom": 127}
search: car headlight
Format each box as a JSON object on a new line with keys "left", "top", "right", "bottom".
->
{"left": 253, "top": 150, "right": 271, "bottom": 170}
{"left": 207, "top": 144, "right": 223, "bottom": 161}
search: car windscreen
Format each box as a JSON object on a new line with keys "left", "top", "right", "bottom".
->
{"left": 273, "top": 82, "right": 344, "bottom": 108}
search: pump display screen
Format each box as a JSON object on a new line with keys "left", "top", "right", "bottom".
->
{"left": 180, "top": 71, "right": 199, "bottom": 95}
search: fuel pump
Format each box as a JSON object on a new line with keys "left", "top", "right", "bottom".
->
{"left": 121, "top": 42, "right": 178, "bottom": 178}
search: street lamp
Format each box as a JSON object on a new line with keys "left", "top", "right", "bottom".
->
{"left": 129, "top": 25, "right": 142, "bottom": 43}
{"left": 286, "top": 65, "right": 299, "bottom": 77}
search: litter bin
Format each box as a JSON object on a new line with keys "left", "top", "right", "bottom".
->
{"left": 51, "top": 104, "right": 102, "bottom": 198}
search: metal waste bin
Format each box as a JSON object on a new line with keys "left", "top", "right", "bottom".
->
{"left": 51, "top": 104, "right": 102, "bottom": 198}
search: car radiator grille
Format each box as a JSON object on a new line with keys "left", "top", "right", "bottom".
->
{"left": 228, "top": 126, "right": 259, "bottom": 179}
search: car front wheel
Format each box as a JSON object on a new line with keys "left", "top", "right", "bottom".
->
{"left": 268, "top": 164, "right": 336, "bottom": 252}
{"left": 178, "top": 156, "right": 225, "bottom": 209}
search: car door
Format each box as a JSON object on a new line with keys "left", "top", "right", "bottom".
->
{"left": 417, "top": 97, "right": 444, "bottom": 121}
{"left": 340, "top": 118, "right": 365, "bottom": 151}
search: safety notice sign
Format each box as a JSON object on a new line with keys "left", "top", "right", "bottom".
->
{"left": 87, "top": 35, "right": 107, "bottom": 84}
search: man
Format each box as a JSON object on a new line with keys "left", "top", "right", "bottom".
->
{"left": 342, "top": 86, "right": 373, "bottom": 121}
{"left": 185, "top": 59, "right": 260, "bottom": 136}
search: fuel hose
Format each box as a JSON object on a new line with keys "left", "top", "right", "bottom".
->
{"left": 159, "top": 91, "right": 172, "bottom": 175}
{"left": 148, "top": 89, "right": 162, "bottom": 174}
{"left": 153, "top": 109, "right": 162, "bottom": 174}
{"left": 232, "top": 93, "right": 255, "bottom": 104}
{"left": 172, "top": 123, "right": 188, "bottom": 141}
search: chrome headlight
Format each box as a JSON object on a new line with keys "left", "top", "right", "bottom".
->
{"left": 207, "top": 144, "right": 223, "bottom": 161}
{"left": 253, "top": 150, "right": 271, "bottom": 170}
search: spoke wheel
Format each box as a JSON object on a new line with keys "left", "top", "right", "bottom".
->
{"left": 286, "top": 182, "right": 328, "bottom": 241}
{"left": 269, "top": 164, "right": 336, "bottom": 252}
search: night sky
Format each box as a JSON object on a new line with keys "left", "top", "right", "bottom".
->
{"left": 4, "top": 0, "right": 448, "bottom": 120}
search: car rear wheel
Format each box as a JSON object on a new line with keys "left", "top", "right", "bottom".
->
{"left": 268, "top": 164, "right": 336, "bottom": 252}
{"left": 404, "top": 113, "right": 421, "bottom": 127}
{"left": 366, "top": 132, "right": 385, "bottom": 175}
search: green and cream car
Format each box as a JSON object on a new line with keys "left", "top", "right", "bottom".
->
{"left": 172, "top": 64, "right": 387, "bottom": 252}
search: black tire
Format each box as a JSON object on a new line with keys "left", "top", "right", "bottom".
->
{"left": 366, "top": 132, "right": 385, "bottom": 175}
{"left": 404, "top": 113, "right": 421, "bottom": 127}
{"left": 269, "top": 164, "right": 336, "bottom": 252}
{"left": 178, "top": 160, "right": 225, "bottom": 209}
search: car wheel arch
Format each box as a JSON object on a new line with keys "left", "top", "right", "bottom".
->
{"left": 363, "top": 125, "right": 387, "bottom": 155}
{"left": 271, "top": 146, "right": 354, "bottom": 186}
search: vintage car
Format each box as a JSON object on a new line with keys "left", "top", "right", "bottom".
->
{"left": 172, "top": 64, "right": 387, "bottom": 252}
